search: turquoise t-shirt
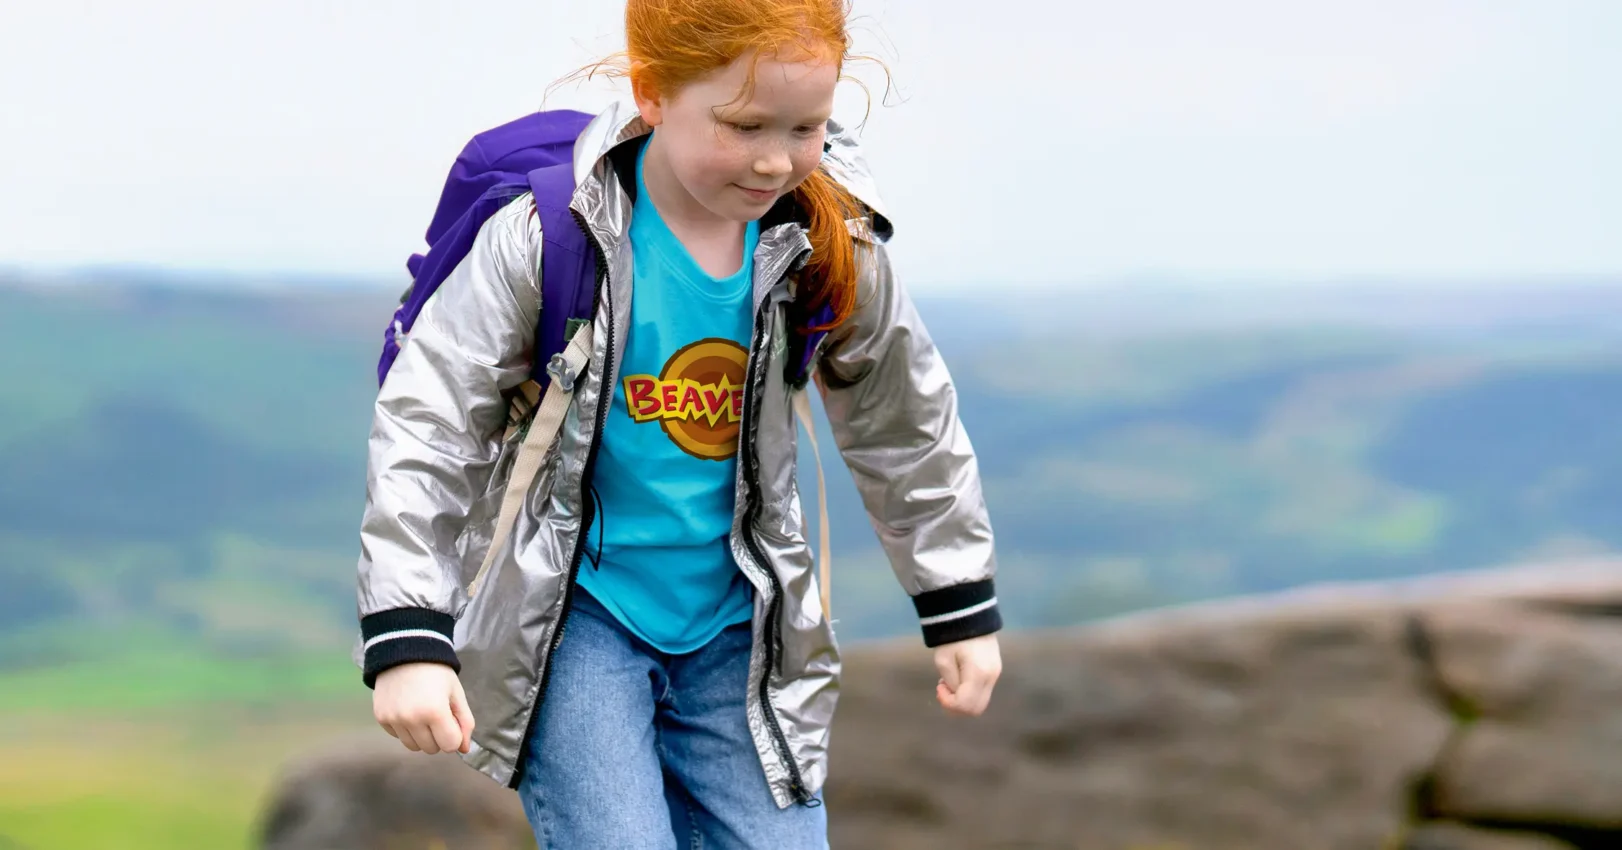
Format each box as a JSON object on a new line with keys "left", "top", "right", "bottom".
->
{"left": 574, "top": 140, "right": 758, "bottom": 653}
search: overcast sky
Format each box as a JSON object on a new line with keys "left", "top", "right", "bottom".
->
{"left": 2, "top": 0, "right": 1618, "bottom": 291}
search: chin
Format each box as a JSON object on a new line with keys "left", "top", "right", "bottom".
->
{"left": 708, "top": 202, "right": 770, "bottom": 223}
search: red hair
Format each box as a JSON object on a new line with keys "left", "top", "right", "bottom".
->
{"left": 573, "top": 0, "right": 885, "bottom": 332}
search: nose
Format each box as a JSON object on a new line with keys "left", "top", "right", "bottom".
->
{"left": 752, "top": 145, "right": 793, "bottom": 180}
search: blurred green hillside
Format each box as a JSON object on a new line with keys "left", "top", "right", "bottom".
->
{"left": 5, "top": 276, "right": 1622, "bottom": 666}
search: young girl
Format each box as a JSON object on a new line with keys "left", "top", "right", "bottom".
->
{"left": 357, "top": 1, "right": 1002, "bottom": 846}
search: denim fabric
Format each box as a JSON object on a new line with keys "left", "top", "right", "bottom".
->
{"left": 517, "top": 586, "right": 829, "bottom": 849}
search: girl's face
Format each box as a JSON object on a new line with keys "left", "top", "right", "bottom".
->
{"left": 635, "top": 49, "right": 839, "bottom": 224}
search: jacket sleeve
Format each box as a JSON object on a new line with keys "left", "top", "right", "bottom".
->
{"left": 355, "top": 197, "right": 542, "bottom": 688}
{"left": 814, "top": 239, "right": 1002, "bottom": 648}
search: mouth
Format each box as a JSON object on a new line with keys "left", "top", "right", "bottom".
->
{"left": 735, "top": 185, "right": 779, "bottom": 202}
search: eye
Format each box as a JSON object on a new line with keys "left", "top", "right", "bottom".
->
{"left": 793, "top": 125, "right": 820, "bottom": 136}
{"left": 728, "top": 122, "right": 762, "bottom": 134}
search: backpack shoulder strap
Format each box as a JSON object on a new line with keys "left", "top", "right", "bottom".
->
{"left": 527, "top": 162, "right": 599, "bottom": 390}
{"left": 468, "top": 320, "right": 594, "bottom": 598}
{"left": 469, "top": 154, "right": 600, "bottom": 595}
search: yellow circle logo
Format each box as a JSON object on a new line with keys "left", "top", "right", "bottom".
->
{"left": 621, "top": 338, "right": 749, "bottom": 461}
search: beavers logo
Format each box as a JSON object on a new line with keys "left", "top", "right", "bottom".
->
{"left": 622, "top": 338, "right": 749, "bottom": 461}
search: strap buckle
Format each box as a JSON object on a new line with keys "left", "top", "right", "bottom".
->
{"left": 546, "top": 352, "right": 580, "bottom": 392}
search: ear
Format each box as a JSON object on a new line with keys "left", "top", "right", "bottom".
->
{"left": 630, "top": 68, "right": 664, "bottom": 127}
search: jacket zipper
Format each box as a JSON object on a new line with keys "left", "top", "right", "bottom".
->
{"left": 506, "top": 209, "right": 612, "bottom": 789}
{"left": 503, "top": 219, "right": 811, "bottom": 807}
{"left": 738, "top": 272, "right": 815, "bottom": 806}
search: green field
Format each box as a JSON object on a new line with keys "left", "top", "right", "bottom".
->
{"left": 1, "top": 651, "right": 370, "bottom": 850}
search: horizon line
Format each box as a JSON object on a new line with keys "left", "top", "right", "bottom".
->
{"left": 2, "top": 262, "right": 1620, "bottom": 295}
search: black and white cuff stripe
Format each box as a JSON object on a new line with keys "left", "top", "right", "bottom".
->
{"left": 361, "top": 607, "right": 460, "bottom": 689}
{"left": 913, "top": 578, "right": 1002, "bottom": 648}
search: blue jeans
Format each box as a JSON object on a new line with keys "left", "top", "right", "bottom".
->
{"left": 517, "top": 586, "right": 828, "bottom": 849}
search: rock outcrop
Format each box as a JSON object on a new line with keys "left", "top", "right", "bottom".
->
{"left": 258, "top": 559, "right": 1622, "bottom": 850}
{"left": 257, "top": 739, "right": 533, "bottom": 850}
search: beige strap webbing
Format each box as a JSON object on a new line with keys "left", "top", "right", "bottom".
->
{"left": 468, "top": 323, "right": 593, "bottom": 598}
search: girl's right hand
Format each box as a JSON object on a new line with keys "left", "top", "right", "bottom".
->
{"left": 373, "top": 662, "right": 475, "bottom": 755}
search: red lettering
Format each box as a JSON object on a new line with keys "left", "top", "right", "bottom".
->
{"left": 702, "top": 387, "right": 728, "bottom": 420}
{"left": 679, "top": 385, "right": 703, "bottom": 419}
{"left": 626, "top": 372, "right": 747, "bottom": 427}
{"left": 626, "top": 377, "right": 660, "bottom": 419}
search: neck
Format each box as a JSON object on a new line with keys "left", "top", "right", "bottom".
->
{"left": 640, "top": 132, "right": 746, "bottom": 242}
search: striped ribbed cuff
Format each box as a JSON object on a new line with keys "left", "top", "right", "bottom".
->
{"left": 913, "top": 578, "right": 1002, "bottom": 648}
{"left": 360, "top": 607, "right": 460, "bottom": 689}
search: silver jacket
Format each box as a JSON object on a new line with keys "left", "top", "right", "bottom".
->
{"left": 355, "top": 102, "right": 1001, "bottom": 807}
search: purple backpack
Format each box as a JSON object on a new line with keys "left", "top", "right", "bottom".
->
{"left": 378, "top": 109, "right": 601, "bottom": 392}
{"left": 379, "top": 109, "right": 835, "bottom": 394}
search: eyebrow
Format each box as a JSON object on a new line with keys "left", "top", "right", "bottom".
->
{"left": 723, "top": 110, "right": 833, "bottom": 126}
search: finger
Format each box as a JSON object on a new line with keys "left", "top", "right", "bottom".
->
{"left": 429, "top": 709, "right": 461, "bottom": 755}
{"left": 975, "top": 666, "right": 1002, "bottom": 713}
{"left": 971, "top": 683, "right": 994, "bottom": 715}
{"left": 417, "top": 723, "right": 445, "bottom": 755}
{"left": 396, "top": 725, "right": 424, "bottom": 753}
{"left": 450, "top": 691, "right": 475, "bottom": 754}
{"left": 938, "top": 681, "right": 975, "bottom": 717}
{"left": 934, "top": 650, "right": 963, "bottom": 692}
{"left": 374, "top": 695, "right": 397, "bottom": 736}
{"left": 967, "top": 665, "right": 1000, "bottom": 714}
{"left": 953, "top": 676, "right": 985, "bottom": 716}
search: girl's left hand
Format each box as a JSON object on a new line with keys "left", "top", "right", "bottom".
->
{"left": 933, "top": 633, "right": 1003, "bottom": 717}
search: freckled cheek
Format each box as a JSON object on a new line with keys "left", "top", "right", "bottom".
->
{"left": 681, "top": 152, "right": 746, "bottom": 194}
{"left": 790, "top": 142, "right": 825, "bottom": 183}
{"left": 696, "top": 143, "right": 754, "bottom": 184}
